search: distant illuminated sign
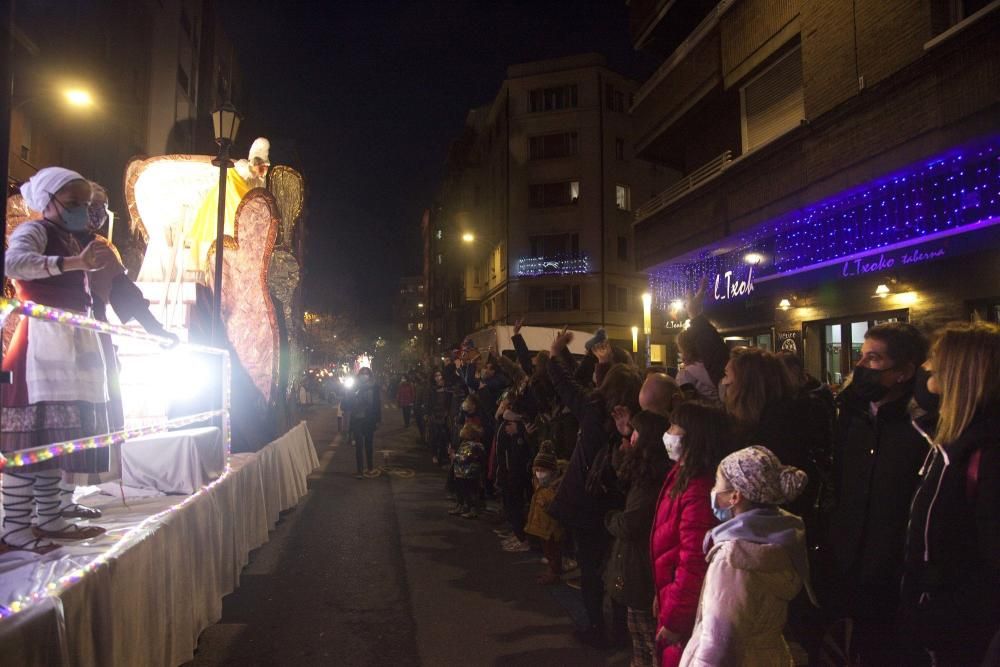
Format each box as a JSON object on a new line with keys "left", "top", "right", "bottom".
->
{"left": 516, "top": 256, "right": 591, "bottom": 277}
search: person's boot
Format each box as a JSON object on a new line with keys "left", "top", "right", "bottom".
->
{"left": 572, "top": 624, "right": 609, "bottom": 649}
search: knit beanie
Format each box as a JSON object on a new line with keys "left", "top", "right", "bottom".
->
{"left": 719, "top": 446, "right": 808, "bottom": 506}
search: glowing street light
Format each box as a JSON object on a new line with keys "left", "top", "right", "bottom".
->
{"left": 631, "top": 326, "right": 639, "bottom": 353}
{"left": 743, "top": 252, "right": 764, "bottom": 265}
{"left": 641, "top": 292, "right": 652, "bottom": 368}
{"left": 461, "top": 232, "right": 475, "bottom": 243}
{"left": 642, "top": 293, "right": 652, "bottom": 335}
{"left": 63, "top": 88, "right": 95, "bottom": 108}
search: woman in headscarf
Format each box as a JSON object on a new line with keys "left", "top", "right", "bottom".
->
{"left": 1, "top": 167, "right": 114, "bottom": 552}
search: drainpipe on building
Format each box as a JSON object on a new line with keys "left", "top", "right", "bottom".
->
{"left": 598, "top": 72, "right": 606, "bottom": 330}
{"left": 505, "top": 86, "right": 511, "bottom": 324}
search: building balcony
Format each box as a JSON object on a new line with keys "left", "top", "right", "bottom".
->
{"left": 631, "top": 8, "right": 724, "bottom": 165}
{"left": 633, "top": 150, "right": 732, "bottom": 224}
{"left": 628, "top": 0, "right": 721, "bottom": 57}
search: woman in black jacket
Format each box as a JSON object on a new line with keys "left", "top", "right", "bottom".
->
{"left": 604, "top": 409, "right": 671, "bottom": 666}
{"left": 902, "top": 321, "right": 1000, "bottom": 666}
{"left": 546, "top": 330, "right": 642, "bottom": 648}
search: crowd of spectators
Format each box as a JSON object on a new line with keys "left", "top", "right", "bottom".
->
{"left": 354, "top": 284, "right": 999, "bottom": 666}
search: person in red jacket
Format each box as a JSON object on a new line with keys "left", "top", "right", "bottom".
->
{"left": 650, "top": 400, "right": 732, "bottom": 666}
{"left": 396, "top": 375, "right": 416, "bottom": 428}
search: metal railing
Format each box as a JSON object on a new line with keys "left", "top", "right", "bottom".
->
{"left": 633, "top": 150, "right": 733, "bottom": 224}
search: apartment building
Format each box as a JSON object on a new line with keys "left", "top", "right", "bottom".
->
{"left": 393, "top": 275, "right": 427, "bottom": 343}
{"left": 628, "top": 0, "right": 1000, "bottom": 383}
{"left": 426, "top": 53, "right": 673, "bottom": 356}
{"left": 7, "top": 0, "right": 242, "bottom": 218}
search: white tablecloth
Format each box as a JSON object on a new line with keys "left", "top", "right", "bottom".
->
{"left": 121, "top": 427, "right": 224, "bottom": 494}
{"left": 0, "top": 421, "right": 320, "bottom": 666}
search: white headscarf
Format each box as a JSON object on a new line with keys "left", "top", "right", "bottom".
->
{"left": 248, "top": 137, "right": 270, "bottom": 165}
{"left": 20, "top": 167, "right": 86, "bottom": 213}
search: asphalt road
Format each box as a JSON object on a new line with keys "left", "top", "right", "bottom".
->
{"left": 185, "top": 405, "right": 630, "bottom": 667}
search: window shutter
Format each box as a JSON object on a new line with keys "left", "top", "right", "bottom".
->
{"left": 741, "top": 46, "right": 804, "bottom": 152}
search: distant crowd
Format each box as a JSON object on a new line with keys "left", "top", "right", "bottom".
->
{"left": 345, "top": 285, "right": 1000, "bottom": 667}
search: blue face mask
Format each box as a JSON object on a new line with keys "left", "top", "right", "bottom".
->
{"left": 53, "top": 197, "right": 91, "bottom": 232}
{"left": 710, "top": 489, "right": 734, "bottom": 523}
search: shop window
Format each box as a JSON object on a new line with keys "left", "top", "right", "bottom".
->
{"left": 722, "top": 332, "right": 773, "bottom": 352}
{"left": 650, "top": 344, "right": 667, "bottom": 364}
{"left": 813, "top": 311, "right": 907, "bottom": 387}
{"left": 740, "top": 44, "right": 804, "bottom": 153}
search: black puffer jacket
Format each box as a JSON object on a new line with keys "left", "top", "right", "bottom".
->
{"left": 828, "top": 388, "right": 928, "bottom": 586}
{"left": 901, "top": 408, "right": 1000, "bottom": 657}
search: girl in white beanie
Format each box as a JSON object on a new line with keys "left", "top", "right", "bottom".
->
{"left": 680, "top": 446, "right": 813, "bottom": 666}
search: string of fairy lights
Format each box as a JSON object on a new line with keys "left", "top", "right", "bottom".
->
{"left": 649, "top": 142, "right": 1000, "bottom": 307}
{"left": 0, "top": 297, "right": 232, "bottom": 621}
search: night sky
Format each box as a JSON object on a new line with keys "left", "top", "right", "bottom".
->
{"left": 219, "top": 1, "right": 657, "bottom": 329}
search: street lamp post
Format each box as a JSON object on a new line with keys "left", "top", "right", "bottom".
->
{"left": 210, "top": 101, "right": 242, "bottom": 346}
{"left": 631, "top": 326, "right": 639, "bottom": 354}
{"left": 642, "top": 293, "right": 652, "bottom": 368}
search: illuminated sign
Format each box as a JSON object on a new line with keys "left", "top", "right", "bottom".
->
{"left": 713, "top": 266, "right": 755, "bottom": 301}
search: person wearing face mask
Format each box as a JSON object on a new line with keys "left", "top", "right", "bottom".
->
{"left": 650, "top": 401, "right": 731, "bottom": 667}
{"left": 602, "top": 410, "right": 670, "bottom": 666}
{"left": 827, "top": 321, "right": 929, "bottom": 664}
{"left": 680, "top": 446, "right": 811, "bottom": 666}
{"left": 900, "top": 321, "right": 1000, "bottom": 666}
{"left": 2, "top": 168, "right": 116, "bottom": 552}
{"left": 524, "top": 444, "right": 566, "bottom": 584}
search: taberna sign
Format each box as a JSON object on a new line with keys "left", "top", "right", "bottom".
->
{"left": 840, "top": 245, "right": 947, "bottom": 277}
{"left": 713, "top": 266, "right": 755, "bottom": 301}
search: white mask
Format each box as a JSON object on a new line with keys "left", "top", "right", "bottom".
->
{"left": 662, "top": 432, "right": 683, "bottom": 462}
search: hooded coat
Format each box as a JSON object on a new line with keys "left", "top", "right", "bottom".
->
{"left": 680, "top": 508, "right": 809, "bottom": 667}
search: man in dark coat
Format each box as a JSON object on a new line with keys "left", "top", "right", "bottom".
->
{"left": 347, "top": 367, "right": 381, "bottom": 478}
{"left": 827, "top": 322, "right": 928, "bottom": 665}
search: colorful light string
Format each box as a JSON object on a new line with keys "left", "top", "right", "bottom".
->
{"left": 0, "top": 296, "right": 233, "bottom": 622}
{"left": 0, "top": 411, "right": 223, "bottom": 471}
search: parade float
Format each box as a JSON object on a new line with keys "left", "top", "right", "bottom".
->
{"left": 0, "top": 141, "right": 319, "bottom": 664}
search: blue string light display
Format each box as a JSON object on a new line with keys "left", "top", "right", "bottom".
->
{"left": 516, "top": 255, "right": 591, "bottom": 277}
{"left": 649, "top": 141, "right": 1000, "bottom": 306}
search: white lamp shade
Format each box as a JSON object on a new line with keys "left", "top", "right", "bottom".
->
{"left": 212, "top": 102, "right": 242, "bottom": 143}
